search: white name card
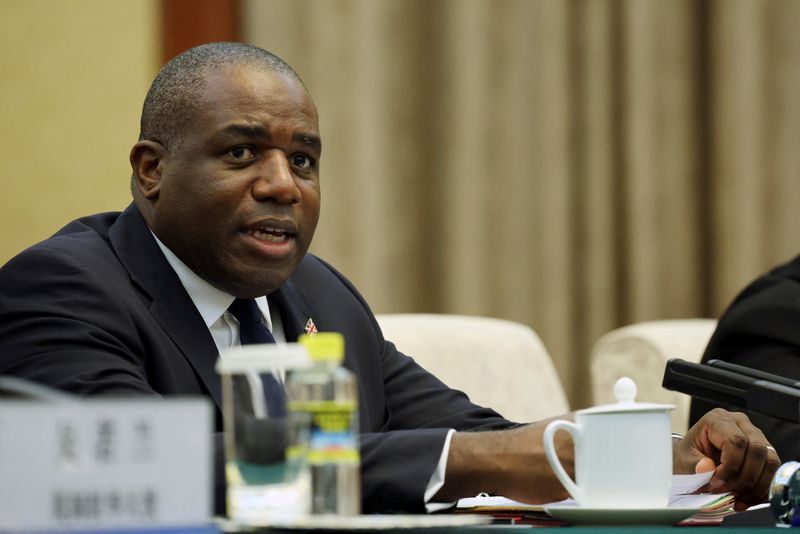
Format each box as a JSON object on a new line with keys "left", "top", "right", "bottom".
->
{"left": 0, "top": 397, "right": 212, "bottom": 532}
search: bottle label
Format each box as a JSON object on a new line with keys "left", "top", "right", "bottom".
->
{"left": 288, "top": 401, "right": 359, "bottom": 465}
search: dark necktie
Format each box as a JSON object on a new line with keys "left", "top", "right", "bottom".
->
{"left": 227, "top": 298, "right": 287, "bottom": 416}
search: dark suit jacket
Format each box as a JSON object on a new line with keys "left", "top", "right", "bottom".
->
{"left": 0, "top": 204, "right": 514, "bottom": 514}
{"left": 690, "top": 254, "right": 800, "bottom": 462}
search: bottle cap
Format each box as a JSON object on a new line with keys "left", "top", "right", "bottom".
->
{"left": 298, "top": 332, "right": 345, "bottom": 363}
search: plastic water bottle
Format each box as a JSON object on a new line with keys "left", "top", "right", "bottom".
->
{"left": 287, "top": 332, "right": 361, "bottom": 515}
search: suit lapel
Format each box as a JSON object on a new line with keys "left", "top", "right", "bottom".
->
{"left": 108, "top": 205, "right": 222, "bottom": 408}
{"left": 270, "top": 272, "right": 357, "bottom": 374}
{"left": 270, "top": 279, "right": 315, "bottom": 342}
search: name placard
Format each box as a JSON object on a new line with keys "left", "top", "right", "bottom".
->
{"left": 0, "top": 398, "right": 212, "bottom": 532}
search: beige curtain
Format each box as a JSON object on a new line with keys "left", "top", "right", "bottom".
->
{"left": 244, "top": 0, "right": 800, "bottom": 408}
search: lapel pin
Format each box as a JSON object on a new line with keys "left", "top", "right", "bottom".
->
{"left": 304, "top": 318, "right": 318, "bottom": 335}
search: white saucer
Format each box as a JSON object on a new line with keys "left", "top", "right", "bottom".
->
{"left": 544, "top": 504, "right": 700, "bottom": 525}
{"left": 219, "top": 513, "right": 492, "bottom": 531}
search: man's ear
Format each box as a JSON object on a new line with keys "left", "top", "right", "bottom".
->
{"left": 130, "top": 141, "right": 167, "bottom": 200}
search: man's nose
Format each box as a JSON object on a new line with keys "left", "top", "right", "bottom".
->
{"left": 252, "top": 150, "right": 301, "bottom": 204}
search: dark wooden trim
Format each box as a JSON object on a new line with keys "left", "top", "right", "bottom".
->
{"left": 160, "top": 0, "right": 241, "bottom": 64}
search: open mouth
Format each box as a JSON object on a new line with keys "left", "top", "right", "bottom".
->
{"left": 245, "top": 227, "right": 294, "bottom": 242}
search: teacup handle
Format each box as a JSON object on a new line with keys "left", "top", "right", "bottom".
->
{"left": 543, "top": 419, "right": 582, "bottom": 503}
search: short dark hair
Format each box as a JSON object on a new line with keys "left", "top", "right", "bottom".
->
{"left": 138, "top": 42, "right": 302, "bottom": 149}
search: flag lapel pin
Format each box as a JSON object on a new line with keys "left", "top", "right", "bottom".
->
{"left": 304, "top": 318, "right": 318, "bottom": 335}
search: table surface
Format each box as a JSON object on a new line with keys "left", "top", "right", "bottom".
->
{"left": 219, "top": 507, "right": 783, "bottom": 532}
{"left": 249, "top": 528, "right": 780, "bottom": 533}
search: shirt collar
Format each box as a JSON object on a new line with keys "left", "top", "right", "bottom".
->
{"left": 150, "top": 231, "right": 272, "bottom": 330}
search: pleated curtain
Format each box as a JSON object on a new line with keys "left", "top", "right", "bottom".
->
{"left": 243, "top": 0, "right": 800, "bottom": 408}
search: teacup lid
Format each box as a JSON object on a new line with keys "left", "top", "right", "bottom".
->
{"left": 578, "top": 377, "right": 675, "bottom": 415}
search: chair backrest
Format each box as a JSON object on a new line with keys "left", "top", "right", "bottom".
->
{"left": 590, "top": 319, "right": 717, "bottom": 433}
{"left": 376, "top": 313, "right": 569, "bottom": 422}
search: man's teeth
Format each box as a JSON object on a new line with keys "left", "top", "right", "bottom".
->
{"left": 247, "top": 228, "right": 289, "bottom": 242}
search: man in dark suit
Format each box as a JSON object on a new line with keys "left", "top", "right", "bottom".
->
{"left": 0, "top": 42, "right": 780, "bottom": 514}
{"left": 691, "top": 254, "right": 800, "bottom": 463}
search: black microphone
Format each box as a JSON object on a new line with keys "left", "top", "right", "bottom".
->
{"left": 662, "top": 358, "right": 800, "bottom": 423}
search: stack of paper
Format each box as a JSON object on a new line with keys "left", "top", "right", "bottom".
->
{"left": 453, "top": 496, "right": 562, "bottom": 526}
{"left": 677, "top": 494, "right": 736, "bottom": 525}
{"left": 455, "top": 472, "right": 738, "bottom": 526}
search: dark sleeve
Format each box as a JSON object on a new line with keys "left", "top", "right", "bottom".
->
{"left": 689, "top": 266, "right": 800, "bottom": 461}
{"left": 0, "top": 244, "right": 154, "bottom": 395}
{"left": 359, "top": 340, "right": 516, "bottom": 513}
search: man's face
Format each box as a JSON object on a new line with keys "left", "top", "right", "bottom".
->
{"left": 148, "top": 65, "right": 321, "bottom": 298}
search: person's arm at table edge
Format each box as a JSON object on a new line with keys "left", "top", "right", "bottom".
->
{"left": 433, "top": 415, "right": 574, "bottom": 504}
{"left": 435, "top": 409, "right": 781, "bottom": 509}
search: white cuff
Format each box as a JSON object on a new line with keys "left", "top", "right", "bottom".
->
{"left": 423, "top": 428, "right": 457, "bottom": 512}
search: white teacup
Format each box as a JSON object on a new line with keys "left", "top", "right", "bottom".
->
{"left": 543, "top": 377, "right": 674, "bottom": 509}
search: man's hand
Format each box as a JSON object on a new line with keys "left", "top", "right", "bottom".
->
{"left": 674, "top": 408, "right": 781, "bottom": 511}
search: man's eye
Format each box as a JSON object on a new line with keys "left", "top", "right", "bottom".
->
{"left": 291, "top": 153, "right": 314, "bottom": 169}
{"left": 228, "top": 146, "right": 255, "bottom": 160}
